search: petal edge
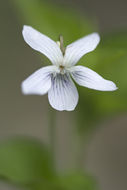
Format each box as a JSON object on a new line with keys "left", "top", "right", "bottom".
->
{"left": 70, "top": 66, "right": 118, "bottom": 91}
{"left": 63, "top": 33, "right": 100, "bottom": 66}
{"left": 21, "top": 66, "right": 55, "bottom": 95}
{"left": 22, "top": 25, "right": 63, "bottom": 65}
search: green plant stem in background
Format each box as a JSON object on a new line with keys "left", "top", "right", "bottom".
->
{"left": 73, "top": 130, "right": 85, "bottom": 170}
{"left": 49, "top": 109, "right": 56, "bottom": 167}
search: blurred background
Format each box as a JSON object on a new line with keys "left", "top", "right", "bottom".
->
{"left": 0, "top": 0, "right": 127, "bottom": 190}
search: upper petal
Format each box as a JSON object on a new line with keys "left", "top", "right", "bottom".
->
{"left": 70, "top": 66, "right": 117, "bottom": 91}
{"left": 22, "top": 25, "right": 63, "bottom": 65}
{"left": 21, "top": 66, "right": 56, "bottom": 95}
{"left": 48, "top": 74, "right": 79, "bottom": 111}
{"left": 63, "top": 33, "right": 100, "bottom": 66}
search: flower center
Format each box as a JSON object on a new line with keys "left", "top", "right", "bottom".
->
{"left": 59, "top": 65, "right": 66, "bottom": 74}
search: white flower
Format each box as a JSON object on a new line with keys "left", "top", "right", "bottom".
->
{"left": 21, "top": 25, "right": 117, "bottom": 111}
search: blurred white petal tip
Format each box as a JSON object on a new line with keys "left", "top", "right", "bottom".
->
{"left": 21, "top": 25, "right": 117, "bottom": 111}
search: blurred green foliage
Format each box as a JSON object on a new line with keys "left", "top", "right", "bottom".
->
{"left": 28, "top": 173, "right": 97, "bottom": 190}
{"left": 0, "top": 137, "right": 97, "bottom": 190}
{"left": 57, "top": 173, "right": 97, "bottom": 190}
{"left": 77, "top": 32, "right": 127, "bottom": 132}
{"left": 0, "top": 137, "right": 54, "bottom": 184}
{"left": 12, "top": 0, "right": 95, "bottom": 42}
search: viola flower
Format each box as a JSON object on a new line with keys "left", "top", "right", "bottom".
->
{"left": 21, "top": 25, "right": 117, "bottom": 111}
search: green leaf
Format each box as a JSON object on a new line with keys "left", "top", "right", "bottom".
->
{"left": 27, "top": 172, "right": 97, "bottom": 190}
{"left": 57, "top": 172, "right": 97, "bottom": 190}
{"left": 0, "top": 137, "right": 55, "bottom": 184}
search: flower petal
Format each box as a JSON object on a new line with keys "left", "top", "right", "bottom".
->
{"left": 70, "top": 66, "right": 117, "bottom": 91}
{"left": 22, "top": 25, "right": 63, "bottom": 65}
{"left": 48, "top": 74, "right": 79, "bottom": 111}
{"left": 21, "top": 66, "right": 56, "bottom": 95}
{"left": 63, "top": 33, "right": 100, "bottom": 66}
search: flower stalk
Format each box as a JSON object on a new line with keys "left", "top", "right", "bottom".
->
{"left": 49, "top": 109, "right": 56, "bottom": 166}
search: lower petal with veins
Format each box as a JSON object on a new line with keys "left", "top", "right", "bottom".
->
{"left": 48, "top": 73, "right": 79, "bottom": 111}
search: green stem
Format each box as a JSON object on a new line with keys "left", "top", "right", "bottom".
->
{"left": 76, "top": 134, "right": 87, "bottom": 170}
{"left": 49, "top": 109, "right": 56, "bottom": 167}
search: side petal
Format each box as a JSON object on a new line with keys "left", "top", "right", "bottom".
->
{"left": 21, "top": 66, "right": 56, "bottom": 95}
{"left": 63, "top": 33, "right": 100, "bottom": 66}
{"left": 48, "top": 74, "right": 79, "bottom": 111}
{"left": 70, "top": 66, "right": 117, "bottom": 91}
{"left": 22, "top": 25, "right": 63, "bottom": 65}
